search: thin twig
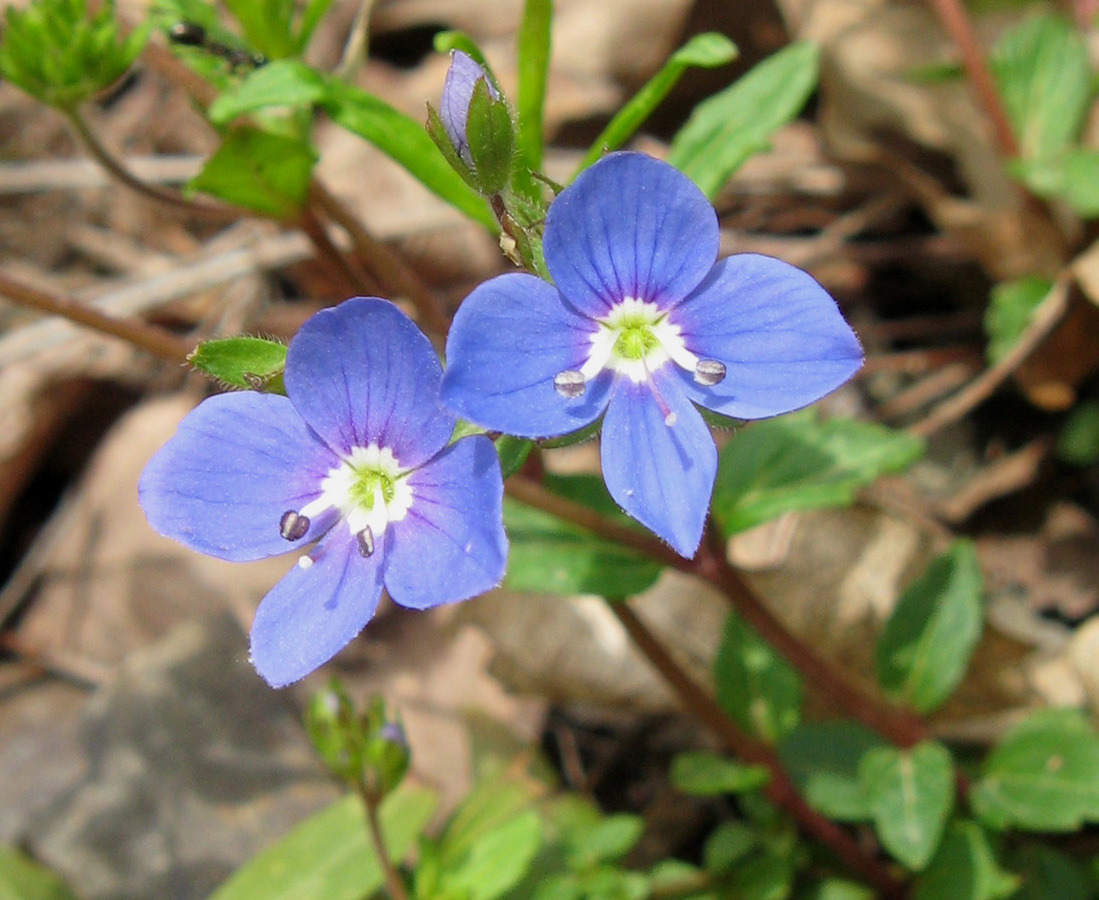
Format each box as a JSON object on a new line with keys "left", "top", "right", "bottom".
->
{"left": 335, "top": 0, "right": 377, "bottom": 81}
{"left": 923, "top": 0, "right": 1019, "bottom": 157}
{"left": 0, "top": 268, "right": 192, "bottom": 362}
{"left": 299, "top": 206, "right": 377, "bottom": 296}
{"left": 309, "top": 181, "right": 451, "bottom": 336}
{"left": 66, "top": 109, "right": 240, "bottom": 222}
{"left": 356, "top": 783, "right": 410, "bottom": 900}
{"left": 908, "top": 275, "right": 1070, "bottom": 437}
{"left": 612, "top": 603, "right": 905, "bottom": 899}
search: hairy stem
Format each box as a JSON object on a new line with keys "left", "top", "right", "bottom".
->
{"left": 355, "top": 783, "right": 409, "bottom": 900}
{"left": 0, "top": 268, "right": 192, "bottom": 362}
{"left": 612, "top": 602, "right": 905, "bottom": 899}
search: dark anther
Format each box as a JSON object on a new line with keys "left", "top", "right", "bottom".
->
{"left": 694, "top": 359, "right": 726, "bottom": 386}
{"left": 356, "top": 527, "right": 375, "bottom": 558}
{"left": 279, "top": 510, "right": 309, "bottom": 541}
{"left": 553, "top": 370, "right": 586, "bottom": 399}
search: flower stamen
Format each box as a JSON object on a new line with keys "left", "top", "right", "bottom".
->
{"left": 356, "top": 527, "right": 375, "bottom": 558}
{"left": 279, "top": 509, "right": 309, "bottom": 541}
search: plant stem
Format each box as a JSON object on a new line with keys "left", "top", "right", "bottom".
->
{"left": 922, "top": 0, "right": 1019, "bottom": 157}
{"left": 504, "top": 477, "right": 928, "bottom": 748}
{"left": 355, "top": 782, "right": 409, "bottom": 900}
{"left": 309, "top": 181, "right": 451, "bottom": 337}
{"left": 612, "top": 602, "right": 905, "bottom": 899}
{"left": 66, "top": 109, "right": 240, "bottom": 222}
{"left": 0, "top": 268, "right": 192, "bottom": 362}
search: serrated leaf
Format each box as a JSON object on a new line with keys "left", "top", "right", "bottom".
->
{"left": 778, "top": 721, "right": 884, "bottom": 821}
{"left": 188, "top": 336, "right": 287, "bottom": 391}
{"left": 711, "top": 410, "right": 924, "bottom": 535}
{"left": 322, "top": 81, "right": 494, "bottom": 229}
{"left": 714, "top": 611, "right": 802, "bottom": 744}
{"left": 914, "top": 821, "right": 1018, "bottom": 900}
{"left": 440, "top": 810, "right": 542, "bottom": 900}
{"left": 671, "top": 751, "right": 770, "bottom": 796}
{"left": 466, "top": 78, "right": 515, "bottom": 194}
{"left": 516, "top": 0, "right": 551, "bottom": 171}
{"left": 875, "top": 541, "right": 983, "bottom": 714}
{"left": 971, "top": 708, "right": 1099, "bottom": 832}
{"left": 188, "top": 128, "right": 316, "bottom": 218}
{"left": 668, "top": 41, "right": 818, "bottom": 198}
{"left": 575, "top": 33, "right": 738, "bottom": 174}
{"left": 983, "top": 277, "right": 1052, "bottom": 364}
{"left": 208, "top": 60, "right": 327, "bottom": 124}
{"left": 0, "top": 845, "right": 79, "bottom": 900}
{"left": 859, "top": 742, "right": 954, "bottom": 871}
{"left": 208, "top": 787, "right": 436, "bottom": 900}
{"left": 503, "top": 474, "right": 664, "bottom": 597}
{"left": 991, "top": 13, "right": 1090, "bottom": 160}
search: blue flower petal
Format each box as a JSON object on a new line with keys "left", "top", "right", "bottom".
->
{"left": 285, "top": 297, "right": 455, "bottom": 466}
{"left": 440, "top": 273, "right": 612, "bottom": 437}
{"left": 600, "top": 372, "right": 716, "bottom": 557}
{"left": 441, "top": 50, "right": 495, "bottom": 165}
{"left": 675, "top": 255, "right": 864, "bottom": 419}
{"left": 386, "top": 436, "right": 506, "bottom": 608}
{"left": 138, "top": 392, "right": 338, "bottom": 562}
{"left": 542, "top": 153, "right": 719, "bottom": 316}
{"left": 249, "top": 532, "right": 385, "bottom": 687}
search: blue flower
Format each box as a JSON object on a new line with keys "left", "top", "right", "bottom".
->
{"left": 440, "top": 49, "right": 498, "bottom": 167}
{"left": 439, "top": 153, "right": 863, "bottom": 557}
{"left": 139, "top": 298, "right": 507, "bottom": 687}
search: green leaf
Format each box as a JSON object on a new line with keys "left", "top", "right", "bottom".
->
{"left": 670, "top": 751, "right": 770, "bottom": 796}
{"left": 713, "top": 611, "right": 801, "bottom": 744}
{"left": 668, "top": 41, "right": 818, "bottom": 198}
{"left": 914, "top": 821, "right": 1018, "bottom": 900}
{"left": 293, "top": 0, "right": 334, "bottom": 54}
{"left": 1057, "top": 400, "right": 1099, "bottom": 466}
{"left": 493, "top": 435, "right": 533, "bottom": 478}
{"left": 322, "top": 81, "right": 495, "bottom": 229}
{"left": 778, "top": 721, "right": 884, "bottom": 821}
{"left": 858, "top": 742, "right": 954, "bottom": 871}
{"left": 188, "top": 336, "right": 287, "bottom": 391}
{"left": 983, "top": 277, "right": 1052, "bottom": 364}
{"left": 565, "top": 814, "right": 645, "bottom": 868}
{"left": 726, "top": 850, "right": 796, "bottom": 900}
{"left": 440, "top": 774, "right": 540, "bottom": 867}
{"left": 188, "top": 128, "right": 316, "bottom": 218}
{"left": 222, "top": 0, "right": 294, "bottom": 60}
{"left": 516, "top": 0, "right": 552, "bottom": 171}
{"left": 502, "top": 474, "right": 663, "bottom": 597}
{"left": 795, "top": 879, "right": 874, "bottom": 900}
{"left": 0, "top": 0, "right": 148, "bottom": 109}
{"left": 574, "top": 33, "right": 738, "bottom": 174}
{"left": 703, "top": 822, "right": 757, "bottom": 873}
{"left": 875, "top": 541, "right": 983, "bottom": 714}
{"left": 1012, "top": 845, "right": 1091, "bottom": 900}
{"left": 711, "top": 410, "right": 924, "bottom": 536}
{"left": 434, "top": 31, "right": 490, "bottom": 67}
{"left": 208, "top": 787, "right": 436, "bottom": 900}
{"left": 208, "top": 60, "right": 327, "bottom": 124}
{"left": 440, "top": 810, "right": 542, "bottom": 900}
{"left": 991, "top": 13, "right": 1090, "bottom": 160}
{"left": 971, "top": 708, "right": 1099, "bottom": 832}
{"left": 1014, "top": 151, "right": 1099, "bottom": 218}
{"left": 0, "top": 845, "right": 79, "bottom": 900}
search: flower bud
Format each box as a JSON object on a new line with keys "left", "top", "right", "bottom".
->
{"left": 428, "top": 50, "right": 514, "bottom": 195}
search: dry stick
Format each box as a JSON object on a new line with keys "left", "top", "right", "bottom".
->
{"left": 0, "top": 268, "right": 192, "bottom": 362}
{"left": 299, "top": 206, "right": 377, "bottom": 296}
{"left": 923, "top": 0, "right": 1019, "bottom": 158}
{"left": 309, "top": 182, "right": 451, "bottom": 337}
{"left": 613, "top": 603, "right": 906, "bottom": 900}
{"left": 908, "top": 275, "right": 1070, "bottom": 437}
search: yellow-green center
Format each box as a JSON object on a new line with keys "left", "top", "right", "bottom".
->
{"left": 346, "top": 465, "right": 397, "bottom": 510}
{"left": 610, "top": 313, "right": 661, "bottom": 361}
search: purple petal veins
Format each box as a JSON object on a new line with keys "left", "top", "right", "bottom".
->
{"left": 440, "top": 152, "right": 863, "bottom": 556}
{"left": 140, "top": 297, "right": 507, "bottom": 687}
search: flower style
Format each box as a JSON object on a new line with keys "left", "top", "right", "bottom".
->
{"left": 440, "top": 152, "right": 863, "bottom": 557}
{"left": 139, "top": 298, "right": 507, "bottom": 687}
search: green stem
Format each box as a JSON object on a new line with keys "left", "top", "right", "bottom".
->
{"left": 355, "top": 782, "right": 409, "bottom": 900}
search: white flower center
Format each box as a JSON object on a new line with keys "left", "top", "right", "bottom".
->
{"left": 579, "top": 297, "right": 697, "bottom": 384}
{"left": 287, "top": 444, "right": 413, "bottom": 563}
